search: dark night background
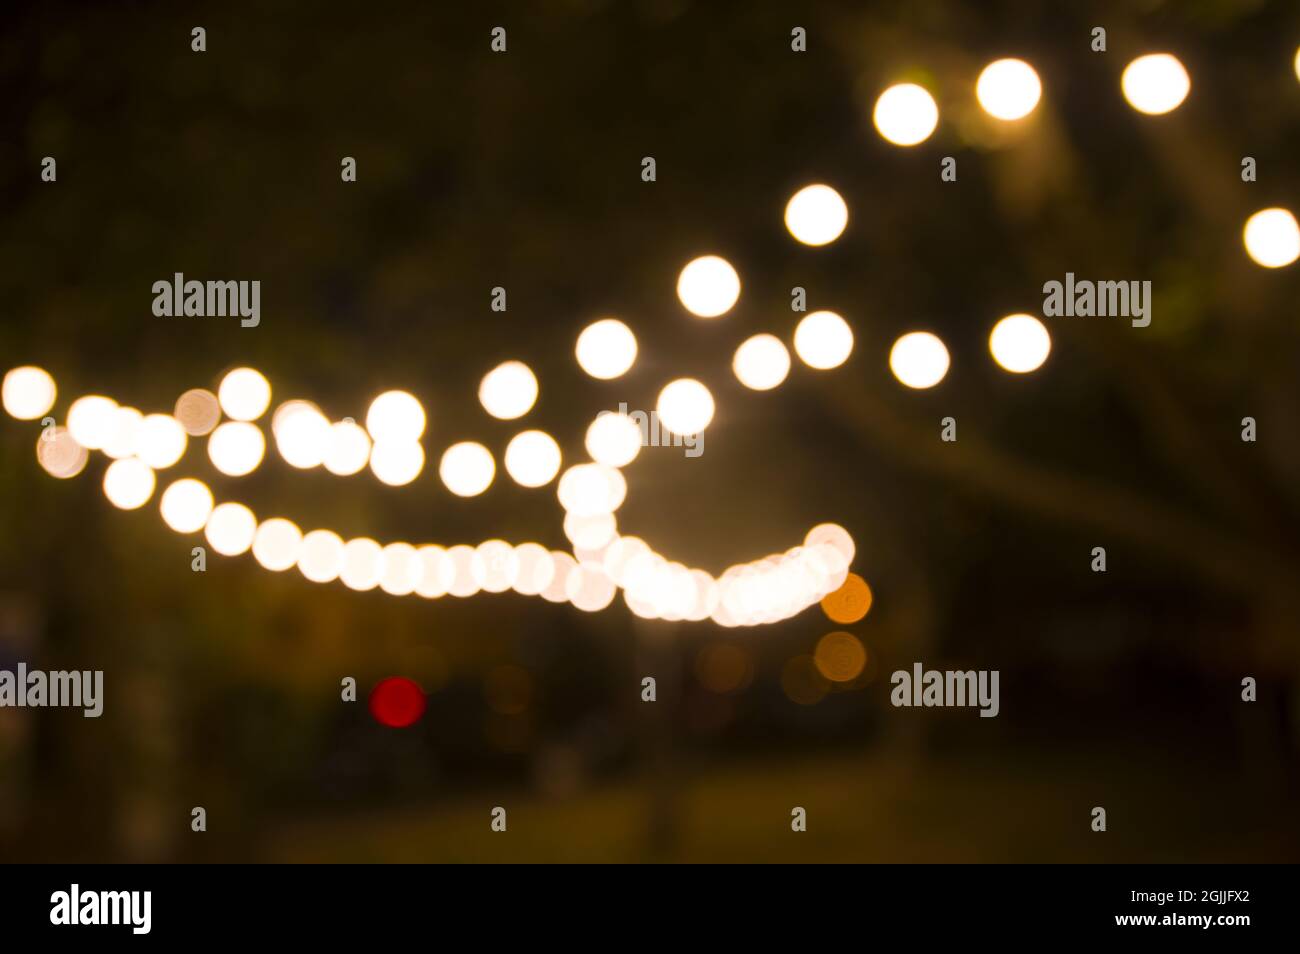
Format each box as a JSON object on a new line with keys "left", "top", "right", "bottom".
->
{"left": 1, "top": 0, "right": 1299, "bottom": 862}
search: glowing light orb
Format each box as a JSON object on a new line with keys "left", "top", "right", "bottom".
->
{"left": 368, "top": 440, "right": 424, "bottom": 486}
{"left": 36, "top": 426, "right": 88, "bottom": 479}
{"left": 252, "top": 517, "right": 302, "bottom": 570}
{"left": 446, "top": 544, "right": 480, "bottom": 597}
{"left": 365, "top": 390, "right": 426, "bottom": 443}
{"left": 976, "top": 58, "right": 1042, "bottom": 120}
{"left": 512, "top": 542, "right": 556, "bottom": 596}
{"left": 472, "top": 539, "right": 519, "bottom": 593}
{"left": 564, "top": 511, "right": 618, "bottom": 550}
{"left": 873, "top": 83, "right": 939, "bottom": 146}
{"left": 207, "top": 421, "right": 266, "bottom": 476}
{"left": 324, "top": 420, "right": 371, "bottom": 476}
{"left": 298, "top": 529, "right": 346, "bottom": 583}
{"left": 415, "top": 545, "right": 455, "bottom": 598}
{"left": 174, "top": 388, "right": 221, "bottom": 436}
{"left": 504, "top": 429, "right": 562, "bottom": 487}
{"left": 676, "top": 255, "right": 741, "bottom": 318}
{"left": 575, "top": 318, "right": 638, "bottom": 379}
{"left": 794, "top": 310, "right": 854, "bottom": 370}
{"left": 217, "top": 367, "right": 271, "bottom": 422}
{"left": 102, "top": 406, "right": 144, "bottom": 459}
{"left": 379, "top": 542, "right": 423, "bottom": 596}
{"left": 542, "top": 551, "right": 578, "bottom": 603}
{"left": 784, "top": 184, "right": 848, "bottom": 246}
{"left": 439, "top": 441, "right": 495, "bottom": 496}
{"left": 369, "top": 677, "right": 426, "bottom": 728}
{"left": 566, "top": 564, "right": 619, "bottom": 612}
{"left": 989, "top": 314, "right": 1051, "bottom": 373}
{"left": 136, "top": 414, "right": 187, "bottom": 469}
{"left": 340, "top": 537, "right": 383, "bottom": 591}
{"left": 478, "top": 361, "right": 538, "bottom": 420}
{"left": 274, "top": 401, "right": 332, "bottom": 469}
{"left": 3, "top": 366, "right": 56, "bottom": 420}
{"left": 732, "top": 334, "right": 791, "bottom": 390}
{"left": 67, "top": 396, "right": 119, "bottom": 450}
{"left": 159, "top": 478, "right": 214, "bottom": 533}
{"left": 585, "top": 412, "right": 643, "bottom": 467}
{"left": 656, "top": 378, "right": 714, "bottom": 435}
{"left": 1243, "top": 208, "right": 1300, "bottom": 268}
{"left": 102, "top": 458, "right": 155, "bottom": 510}
{"left": 1121, "top": 53, "right": 1190, "bottom": 115}
{"left": 205, "top": 502, "right": 257, "bottom": 556}
{"left": 557, "top": 463, "right": 627, "bottom": 517}
{"left": 889, "top": 332, "right": 950, "bottom": 389}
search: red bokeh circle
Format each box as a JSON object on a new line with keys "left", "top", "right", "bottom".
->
{"left": 369, "top": 677, "right": 427, "bottom": 728}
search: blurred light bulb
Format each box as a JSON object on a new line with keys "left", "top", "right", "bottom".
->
{"left": 298, "top": 529, "right": 346, "bottom": 583}
{"left": 205, "top": 502, "right": 257, "bottom": 556}
{"left": 784, "top": 184, "right": 848, "bottom": 246}
{"left": 1243, "top": 207, "right": 1300, "bottom": 268}
{"left": 102, "top": 458, "right": 155, "bottom": 509}
{"left": 575, "top": 318, "right": 638, "bottom": 379}
{"left": 478, "top": 361, "right": 538, "bottom": 420}
{"left": 472, "top": 539, "right": 519, "bottom": 593}
{"left": 217, "top": 367, "right": 271, "bottom": 421}
{"left": 159, "top": 478, "right": 214, "bottom": 533}
{"left": 989, "top": 314, "right": 1051, "bottom": 373}
{"left": 67, "top": 396, "right": 119, "bottom": 450}
{"left": 252, "top": 518, "right": 302, "bottom": 571}
{"left": 36, "top": 426, "right": 88, "bottom": 479}
{"left": 365, "top": 390, "right": 426, "bottom": 443}
{"left": 676, "top": 255, "right": 740, "bottom": 318}
{"left": 733, "top": 334, "right": 792, "bottom": 389}
{"left": 794, "top": 310, "right": 854, "bottom": 370}
{"left": 3, "top": 366, "right": 56, "bottom": 420}
{"left": 379, "top": 542, "right": 423, "bottom": 596}
{"left": 976, "top": 58, "right": 1042, "bottom": 120}
{"left": 512, "top": 542, "right": 556, "bottom": 596}
{"left": 136, "top": 413, "right": 187, "bottom": 469}
{"left": 208, "top": 421, "right": 265, "bottom": 476}
{"left": 369, "top": 440, "right": 424, "bottom": 486}
{"left": 340, "top": 537, "right": 384, "bottom": 590}
{"left": 102, "top": 406, "right": 144, "bottom": 459}
{"left": 439, "top": 441, "right": 495, "bottom": 496}
{"left": 1121, "top": 53, "right": 1190, "bottom": 115}
{"left": 564, "top": 511, "right": 618, "bottom": 549}
{"left": 504, "top": 429, "right": 561, "bottom": 487}
{"left": 415, "top": 545, "right": 455, "bottom": 598}
{"left": 656, "top": 378, "right": 714, "bottom": 435}
{"left": 557, "top": 463, "right": 626, "bottom": 516}
{"left": 274, "top": 402, "right": 331, "bottom": 468}
{"left": 585, "top": 412, "right": 643, "bottom": 467}
{"left": 873, "top": 83, "right": 939, "bottom": 145}
{"left": 174, "top": 388, "right": 222, "bottom": 436}
{"left": 324, "top": 420, "right": 371, "bottom": 475}
{"left": 889, "top": 332, "right": 950, "bottom": 388}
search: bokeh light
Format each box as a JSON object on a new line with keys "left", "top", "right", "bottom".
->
{"left": 252, "top": 518, "right": 302, "bottom": 571}
{"left": 793, "top": 311, "right": 854, "bottom": 370}
{"left": 557, "top": 463, "right": 626, "bottom": 516}
{"left": 694, "top": 643, "right": 754, "bottom": 694}
{"left": 504, "top": 429, "right": 562, "bottom": 488}
{"left": 379, "top": 542, "right": 423, "bottom": 596}
{"left": 36, "top": 426, "right": 88, "bottom": 479}
{"left": 656, "top": 378, "right": 714, "bottom": 435}
{"left": 733, "top": 334, "right": 791, "bottom": 390}
{"left": 365, "top": 390, "right": 426, "bottom": 443}
{"left": 208, "top": 421, "right": 266, "bottom": 476}
{"left": 975, "top": 58, "right": 1042, "bottom": 120}
{"left": 340, "top": 537, "right": 383, "bottom": 591}
{"left": 3, "top": 366, "right": 56, "bottom": 420}
{"left": 102, "top": 406, "right": 143, "bottom": 459}
{"left": 512, "top": 542, "right": 556, "bottom": 596}
{"left": 676, "top": 255, "right": 741, "bottom": 318}
{"left": 585, "top": 412, "right": 642, "bottom": 467}
{"left": 784, "top": 184, "right": 848, "bottom": 246}
{"left": 66, "top": 395, "right": 119, "bottom": 450}
{"left": 440, "top": 441, "right": 495, "bottom": 496}
{"left": 472, "top": 539, "right": 519, "bottom": 593}
{"left": 813, "top": 631, "right": 868, "bottom": 682}
{"left": 217, "top": 367, "right": 271, "bottom": 422}
{"left": 575, "top": 318, "right": 638, "bottom": 379}
{"left": 781, "top": 654, "right": 831, "bottom": 705}
{"left": 323, "top": 420, "right": 372, "bottom": 476}
{"left": 988, "top": 314, "right": 1052, "bottom": 373}
{"left": 1242, "top": 207, "right": 1300, "bottom": 268}
{"left": 368, "top": 439, "right": 424, "bottom": 486}
{"left": 1121, "top": 53, "right": 1190, "bottom": 115}
{"left": 873, "top": 82, "right": 939, "bottom": 146}
{"left": 174, "top": 388, "right": 222, "bottom": 436}
{"left": 102, "top": 458, "right": 155, "bottom": 510}
{"left": 889, "top": 331, "right": 950, "bottom": 389}
{"left": 415, "top": 545, "right": 455, "bottom": 598}
{"left": 478, "top": 361, "right": 538, "bottom": 420}
{"left": 820, "top": 572, "right": 873, "bottom": 624}
{"left": 273, "top": 401, "right": 332, "bottom": 468}
{"left": 159, "top": 478, "right": 214, "bottom": 533}
{"left": 205, "top": 502, "right": 257, "bottom": 556}
{"left": 136, "top": 414, "right": 187, "bottom": 469}
{"left": 298, "top": 529, "right": 346, "bottom": 583}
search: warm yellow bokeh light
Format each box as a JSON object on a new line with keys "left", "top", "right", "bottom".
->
{"left": 784, "top": 184, "right": 848, "bottom": 246}
{"left": 298, "top": 529, "right": 346, "bottom": 583}
{"left": 368, "top": 440, "right": 424, "bottom": 486}
{"left": 575, "top": 318, "right": 638, "bottom": 379}
{"left": 323, "top": 420, "right": 371, "bottom": 476}
{"left": 503, "top": 429, "right": 562, "bottom": 488}
{"left": 252, "top": 517, "right": 302, "bottom": 571}
{"left": 585, "top": 412, "right": 643, "bottom": 467}
{"left": 873, "top": 83, "right": 939, "bottom": 146}
{"left": 479, "top": 361, "right": 538, "bottom": 420}
{"left": 1121, "top": 53, "right": 1190, "bottom": 115}
{"left": 136, "top": 413, "right": 187, "bottom": 469}
{"left": 36, "top": 426, "right": 88, "bottom": 479}
{"left": 976, "top": 58, "right": 1042, "bottom": 120}
{"left": 820, "top": 573, "right": 874, "bottom": 625}
{"left": 415, "top": 544, "right": 455, "bottom": 598}
{"left": 512, "top": 542, "right": 556, "bottom": 596}
{"left": 557, "top": 463, "right": 627, "bottom": 517}
{"left": 274, "top": 401, "right": 332, "bottom": 468}
{"left": 732, "top": 334, "right": 791, "bottom": 390}
{"left": 793, "top": 311, "right": 854, "bottom": 370}
{"left": 67, "top": 395, "right": 119, "bottom": 450}
{"left": 379, "top": 542, "right": 423, "bottom": 596}
{"left": 159, "top": 478, "right": 214, "bottom": 533}
{"left": 813, "top": 631, "right": 868, "bottom": 682}
{"left": 889, "top": 331, "right": 950, "bottom": 389}
{"left": 208, "top": 421, "right": 266, "bottom": 476}
{"left": 3, "top": 366, "right": 56, "bottom": 420}
{"left": 217, "top": 367, "right": 271, "bottom": 421}
{"left": 656, "top": 378, "right": 714, "bottom": 435}
{"left": 439, "top": 441, "right": 495, "bottom": 496}
{"left": 472, "top": 539, "right": 520, "bottom": 593}
{"left": 564, "top": 511, "right": 617, "bottom": 550}
{"left": 340, "top": 537, "right": 383, "bottom": 591}
{"left": 174, "top": 388, "right": 222, "bottom": 436}
{"left": 102, "top": 458, "right": 156, "bottom": 510}
{"left": 205, "top": 502, "right": 257, "bottom": 556}
{"left": 989, "top": 313, "right": 1052, "bottom": 373}
{"left": 365, "top": 390, "right": 426, "bottom": 443}
{"left": 102, "top": 406, "right": 143, "bottom": 459}
{"left": 676, "top": 255, "right": 741, "bottom": 318}
{"left": 1243, "top": 207, "right": 1300, "bottom": 268}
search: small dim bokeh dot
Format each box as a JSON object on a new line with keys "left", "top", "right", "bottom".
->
{"left": 813, "top": 631, "right": 868, "bottom": 683}
{"left": 694, "top": 643, "right": 754, "bottom": 694}
{"left": 781, "top": 655, "right": 831, "bottom": 705}
{"left": 821, "top": 572, "right": 873, "bottom": 624}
